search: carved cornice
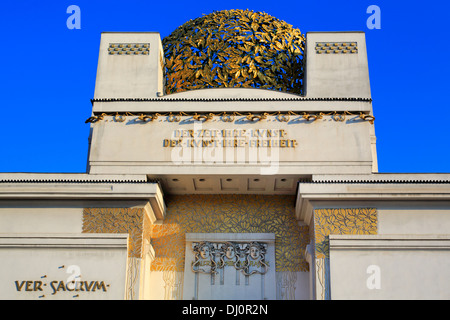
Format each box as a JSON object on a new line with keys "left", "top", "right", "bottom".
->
{"left": 90, "top": 97, "right": 373, "bottom": 104}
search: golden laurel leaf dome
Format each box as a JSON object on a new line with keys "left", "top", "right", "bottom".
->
{"left": 162, "top": 9, "right": 305, "bottom": 95}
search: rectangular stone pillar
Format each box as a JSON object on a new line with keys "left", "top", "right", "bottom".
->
{"left": 93, "top": 32, "right": 165, "bottom": 99}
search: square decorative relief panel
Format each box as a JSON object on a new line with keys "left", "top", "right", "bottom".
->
{"left": 108, "top": 43, "right": 150, "bottom": 55}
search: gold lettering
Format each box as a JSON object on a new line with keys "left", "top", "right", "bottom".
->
{"left": 202, "top": 140, "right": 214, "bottom": 147}
{"left": 291, "top": 140, "right": 298, "bottom": 148}
{"left": 93, "top": 281, "right": 107, "bottom": 292}
{"left": 34, "top": 281, "right": 43, "bottom": 292}
{"left": 50, "top": 281, "right": 58, "bottom": 295}
{"left": 85, "top": 281, "right": 95, "bottom": 291}
{"left": 15, "top": 281, "right": 26, "bottom": 291}
{"left": 66, "top": 281, "right": 75, "bottom": 292}
{"left": 164, "top": 129, "right": 295, "bottom": 148}
{"left": 174, "top": 130, "right": 194, "bottom": 137}
{"left": 163, "top": 139, "right": 182, "bottom": 147}
{"left": 25, "top": 281, "right": 33, "bottom": 292}
{"left": 57, "top": 281, "right": 66, "bottom": 292}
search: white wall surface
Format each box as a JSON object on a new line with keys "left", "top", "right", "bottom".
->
{"left": 88, "top": 114, "right": 374, "bottom": 175}
{"left": 329, "top": 235, "right": 450, "bottom": 300}
{"left": 0, "top": 234, "right": 128, "bottom": 300}
{"left": 378, "top": 207, "right": 450, "bottom": 235}
{"left": 0, "top": 205, "right": 83, "bottom": 233}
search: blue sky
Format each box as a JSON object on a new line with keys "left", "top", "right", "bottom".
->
{"left": 0, "top": 1, "right": 448, "bottom": 173}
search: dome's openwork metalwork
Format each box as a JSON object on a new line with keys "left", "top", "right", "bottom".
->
{"left": 162, "top": 9, "right": 305, "bottom": 95}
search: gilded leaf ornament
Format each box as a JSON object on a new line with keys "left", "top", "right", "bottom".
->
{"left": 150, "top": 195, "right": 310, "bottom": 273}
{"left": 82, "top": 208, "right": 146, "bottom": 258}
{"left": 162, "top": 9, "right": 305, "bottom": 95}
{"left": 314, "top": 208, "right": 378, "bottom": 259}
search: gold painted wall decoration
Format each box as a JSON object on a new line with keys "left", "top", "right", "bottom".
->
{"left": 82, "top": 207, "right": 153, "bottom": 300}
{"left": 314, "top": 208, "right": 378, "bottom": 259}
{"left": 82, "top": 208, "right": 147, "bottom": 258}
{"left": 85, "top": 110, "right": 375, "bottom": 125}
{"left": 312, "top": 208, "right": 378, "bottom": 300}
{"left": 150, "top": 195, "right": 310, "bottom": 273}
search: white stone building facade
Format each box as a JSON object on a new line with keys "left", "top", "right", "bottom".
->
{"left": 1, "top": 24, "right": 449, "bottom": 300}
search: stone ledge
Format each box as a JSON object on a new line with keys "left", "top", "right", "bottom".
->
{"left": 0, "top": 233, "right": 129, "bottom": 248}
{"left": 329, "top": 234, "right": 450, "bottom": 250}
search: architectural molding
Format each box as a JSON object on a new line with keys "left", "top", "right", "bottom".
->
{"left": 329, "top": 234, "right": 450, "bottom": 250}
{"left": 0, "top": 233, "right": 129, "bottom": 249}
{"left": 296, "top": 175, "right": 450, "bottom": 223}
